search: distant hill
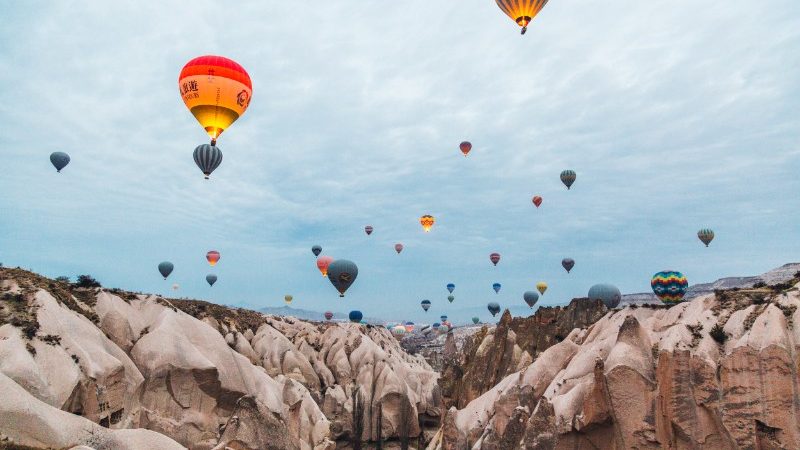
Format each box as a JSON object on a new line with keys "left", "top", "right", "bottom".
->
{"left": 257, "top": 305, "right": 382, "bottom": 323}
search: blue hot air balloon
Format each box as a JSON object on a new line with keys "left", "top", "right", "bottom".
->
{"left": 493, "top": 283, "right": 501, "bottom": 294}
{"left": 488, "top": 302, "right": 500, "bottom": 317}
{"left": 49, "top": 152, "right": 70, "bottom": 172}
{"left": 447, "top": 283, "right": 455, "bottom": 293}
{"left": 421, "top": 299, "right": 431, "bottom": 312}
{"left": 327, "top": 259, "right": 359, "bottom": 297}
{"left": 349, "top": 310, "right": 363, "bottom": 323}
{"left": 206, "top": 274, "right": 217, "bottom": 287}
{"left": 588, "top": 284, "right": 622, "bottom": 309}
{"left": 158, "top": 261, "right": 174, "bottom": 280}
{"left": 523, "top": 291, "right": 539, "bottom": 308}
{"left": 440, "top": 315, "right": 448, "bottom": 322}
{"left": 311, "top": 245, "right": 322, "bottom": 257}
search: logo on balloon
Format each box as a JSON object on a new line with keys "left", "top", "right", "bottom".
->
{"left": 237, "top": 90, "right": 250, "bottom": 107}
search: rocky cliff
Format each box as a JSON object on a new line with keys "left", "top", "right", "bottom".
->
{"left": 428, "top": 272, "right": 800, "bottom": 449}
{"left": 439, "top": 298, "right": 608, "bottom": 409}
{"left": 0, "top": 267, "right": 439, "bottom": 450}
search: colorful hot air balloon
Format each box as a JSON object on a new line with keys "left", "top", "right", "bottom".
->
{"left": 562, "top": 258, "right": 575, "bottom": 273}
{"left": 493, "top": 283, "right": 502, "bottom": 294}
{"left": 459, "top": 141, "right": 472, "bottom": 157}
{"left": 193, "top": 144, "right": 223, "bottom": 179}
{"left": 284, "top": 295, "right": 293, "bottom": 305}
{"left": 440, "top": 315, "right": 448, "bottom": 322}
{"left": 158, "top": 262, "right": 174, "bottom": 280}
{"left": 536, "top": 282, "right": 548, "bottom": 295}
{"left": 440, "top": 324, "right": 450, "bottom": 333}
{"left": 651, "top": 271, "right": 689, "bottom": 304}
{"left": 421, "top": 299, "right": 431, "bottom": 312}
{"left": 316, "top": 255, "right": 334, "bottom": 277}
{"left": 349, "top": 310, "right": 363, "bottom": 323}
{"left": 523, "top": 291, "right": 539, "bottom": 308}
{"left": 324, "top": 311, "right": 334, "bottom": 321}
{"left": 560, "top": 170, "right": 576, "bottom": 190}
{"left": 395, "top": 243, "right": 404, "bottom": 254}
{"left": 490, "top": 253, "right": 501, "bottom": 266}
{"left": 206, "top": 274, "right": 217, "bottom": 287}
{"left": 404, "top": 322, "right": 415, "bottom": 333}
{"left": 432, "top": 323, "right": 441, "bottom": 331}
{"left": 206, "top": 250, "right": 220, "bottom": 266}
{"left": 472, "top": 317, "right": 480, "bottom": 324}
{"left": 179, "top": 55, "right": 252, "bottom": 145}
{"left": 49, "top": 152, "right": 70, "bottom": 173}
{"left": 697, "top": 229, "right": 715, "bottom": 247}
{"left": 365, "top": 225, "right": 373, "bottom": 236}
{"left": 392, "top": 325, "right": 406, "bottom": 337}
{"left": 327, "top": 259, "right": 358, "bottom": 297}
{"left": 447, "top": 295, "right": 455, "bottom": 303}
{"left": 488, "top": 302, "right": 501, "bottom": 317}
{"left": 495, "top": 0, "right": 549, "bottom": 35}
{"left": 312, "top": 245, "right": 322, "bottom": 257}
{"left": 588, "top": 284, "right": 622, "bottom": 309}
{"left": 447, "top": 283, "right": 455, "bottom": 294}
{"left": 532, "top": 196, "right": 542, "bottom": 208}
{"left": 420, "top": 215, "right": 435, "bottom": 232}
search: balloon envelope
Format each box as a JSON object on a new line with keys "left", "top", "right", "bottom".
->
{"left": 193, "top": 144, "right": 223, "bottom": 179}
{"left": 487, "top": 302, "right": 501, "bottom": 317}
{"left": 532, "top": 196, "right": 542, "bottom": 207}
{"left": 49, "top": 152, "right": 70, "bottom": 172}
{"left": 284, "top": 295, "right": 293, "bottom": 305}
{"left": 560, "top": 170, "right": 576, "bottom": 189}
{"left": 324, "top": 311, "right": 333, "bottom": 321}
{"left": 206, "top": 274, "right": 217, "bottom": 287}
{"left": 327, "top": 259, "right": 359, "bottom": 297}
{"left": 536, "top": 282, "right": 548, "bottom": 295}
{"left": 651, "top": 271, "right": 689, "bottom": 304}
{"left": 348, "top": 310, "right": 363, "bottom": 323}
{"left": 446, "top": 283, "right": 455, "bottom": 293}
{"left": 158, "top": 262, "right": 174, "bottom": 279}
{"left": 523, "top": 291, "right": 539, "bottom": 308}
{"left": 365, "top": 225, "right": 373, "bottom": 236}
{"left": 588, "top": 284, "right": 622, "bottom": 309}
{"left": 206, "top": 250, "right": 220, "bottom": 266}
{"left": 495, "top": 0, "right": 549, "bottom": 34}
{"left": 395, "top": 243, "right": 403, "bottom": 254}
{"left": 404, "top": 322, "right": 415, "bottom": 333}
{"left": 440, "top": 315, "right": 448, "bottom": 322}
{"left": 447, "top": 295, "right": 455, "bottom": 303}
{"left": 472, "top": 317, "right": 480, "bottom": 324}
{"left": 697, "top": 229, "right": 714, "bottom": 247}
{"left": 490, "top": 253, "right": 501, "bottom": 266}
{"left": 179, "top": 55, "right": 252, "bottom": 144}
{"left": 316, "top": 255, "right": 334, "bottom": 277}
{"left": 421, "top": 300, "right": 431, "bottom": 312}
{"left": 493, "top": 283, "right": 501, "bottom": 293}
{"left": 312, "top": 245, "right": 322, "bottom": 257}
{"left": 420, "top": 215, "right": 435, "bottom": 232}
{"left": 562, "top": 258, "right": 575, "bottom": 273}
{"left": 459, "top": 141, "right": 472, "bottom": 156}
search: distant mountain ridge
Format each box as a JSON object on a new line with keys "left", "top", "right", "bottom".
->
{"left": 257, "top": 305, "right": 382, "bottom": 323}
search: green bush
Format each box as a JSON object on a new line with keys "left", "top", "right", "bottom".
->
{"left": 709, "top": 324, "right": 728, "bottom": 344}
{"left": 74, "top": 275, "right": 101, "bottom": 288}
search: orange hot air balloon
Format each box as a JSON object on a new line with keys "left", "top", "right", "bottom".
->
{"left": 316, "top": 255, "right": 334, "bottom": 277}
{"left": 532, "top": 196, "right": 542, "bottom": 207}
{"left": 206, "top": 250, "right": 221, "bottom": 266}
{"left": 459, "top": 141, "right": 472, "bottom": 157}
{"left": 179, "top": 55, "right": 252, "bottom": 145}
{"left": 495, "top": 0, "right": 549, "bottom": 35}
{"left": 420, "top": 215, "right": 435, "bottom": 232}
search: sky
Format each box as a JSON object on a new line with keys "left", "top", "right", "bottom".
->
{"left": 1, "top": 1, "right": 799, "bottom": 323}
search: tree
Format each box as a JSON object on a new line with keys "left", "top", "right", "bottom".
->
{"left": 55, "top": 276, "right": 71, "bottom": 284}
{"left": 74, "top": 275, "right": 101, "bottom": 288}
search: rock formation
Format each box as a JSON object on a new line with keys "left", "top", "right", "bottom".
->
{"left": 430, "top": 274, "right": 800, "bottom": 449}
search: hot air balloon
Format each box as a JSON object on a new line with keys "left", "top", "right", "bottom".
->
{"left": 349, "top": 310, "right": 363, "bottom": 323}
{"left": 172, "top": 283, "right": 180, "bottom": 291}
{"left": 493, "top": 283, "right": 502, "bottom": 293}
{"left": 206, "top": 274, "right": 217, "bottom": 287}
{"left": 447, "top": 295, "right": 455, "bottom": 303}
{"left": 651, "top": 271, "right": 689, "bottom": 304}
{"left": 488, "top": 302, "right": 501, "bottom": 317}
{"left": 179, "top": 55, "right": 252, "bottom": 145}
{"left": 392, "top": 325, "right": 406, "bottom": 337}
{"left": 316, "top": 255, "right": 334, "bottom": 277}
{"left": 495, "top": 0, "right": 549, "bottom": 35}
{"left": 49, "top": 152, "right": 70, "bottom": 173}
{"left": 560, "top": 170, "right": 576, "bottom": 190}
{"left": 206, "top": 250, "right": 220, "bottom": 266}
{"left": 536, "top": 281, "right": 548, "bottom": 295}
{"left": 324, "top": 311, "right": 333, "bottom": 321}
{"left": 158, "top": 262, "right": 174, "bottom": 279}
{"left": 365, "top": 225, "right": 373, "bottom": 236}
{"left": 312, "top": 245, "right": 322, "bottom": 257}
{"left": 472, "top": 317, "right": 480, "bottom": 324}
{"left": 523, "top": 291, "right": 539, "bottom": 308}
{"left": 193, "top": 144, "right": 223, "bottom": 179}
{"left": 440, "top": 324, "right": 450, "bottom": 333}
{"left": 405, "top": 322, "right": 415, "bottom": 333}
{"left": 395, "top": 243, "right": 404, "bottom": 254}
{"left": 697, "top": 229, "right": 714, "bottom": 247}
{"left": 447, "top": 283, "right": 455, "bottom": 294}
{"left": 284, "top": 295, "right": 293, "bottom": 306}
{"left": 420, "top": 215, "right": 435, "bottom": 232}
{"left": 459, "top": 141, "right": 472, "bottom": 157}
{"left": 421, "top": 300, "right": 431, "bottom": 312}
{"left": 588, "top": 284, "right": 622, "bottom": 309}
{"left": 327, "top": 259, "right": 358, "bottom": 297}
{"left": 432, "top": 322, "right": 441, "bottom": 330}
{"left": 562, "top": 258, "right": 575, "bottom": 273}
{"left": 532, "top": 196, "right": 542, "bottom": 208}
{"left": 440, "top": 315, "right": 448, "bottom": 322}
{"left": 490, "top": 253, "right": 501, "bottom": 266}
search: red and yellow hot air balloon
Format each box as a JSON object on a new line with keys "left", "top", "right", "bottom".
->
{"left": 316, "top": 255, "right": 334, "bottom": 277}
{"left": 420, "top": 215, "right": 435, "bottom": 232}
{"left": 532, "top": 196, "right": 542, "bottom": 208}
{"left": 495, "top": 0, "right": 549, "bottom": 35}
{"left": 179, "top": 55, "right": 252, "bottom": 145}
{"left": 206, "top": 250, "right": 220, "bottom": 266}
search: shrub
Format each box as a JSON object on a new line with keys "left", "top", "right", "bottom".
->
{"left": 74, "top": 275, "right": 101, "bottom": 288}
{"left": 753, "top": 281, "right": 767, "bottom": 289}
{"left": 709, "top": 324, "right": 727, "bottom": 344}
{"left": 55, "top": 276, "right": 71, "bottom": 284}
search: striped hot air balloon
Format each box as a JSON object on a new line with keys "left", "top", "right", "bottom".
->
{"left": 490, "top": 253, "right": 501, "bottom": 266}
{"left": 193, "top": 144, "right": 223, "bottom": 179}
{"left": 560, "top": 170, "right": 576, "bottom": 189}
{"left": 179, "top": 55, "right": 252, "bottom": 145}
{"left": 651, "top": 271, "right": 689, "bottom": 304}
{"left": 495, "top": 0, "right": 549, "bottom": 35}
{"left": 697, "top": 229, "right": 714, "bottom": 247}
{"left": 324, "top": 311, "right": 334, "bottom": 321}
{"left": 420, "top": 215, "right": 435, "bottom": 232}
